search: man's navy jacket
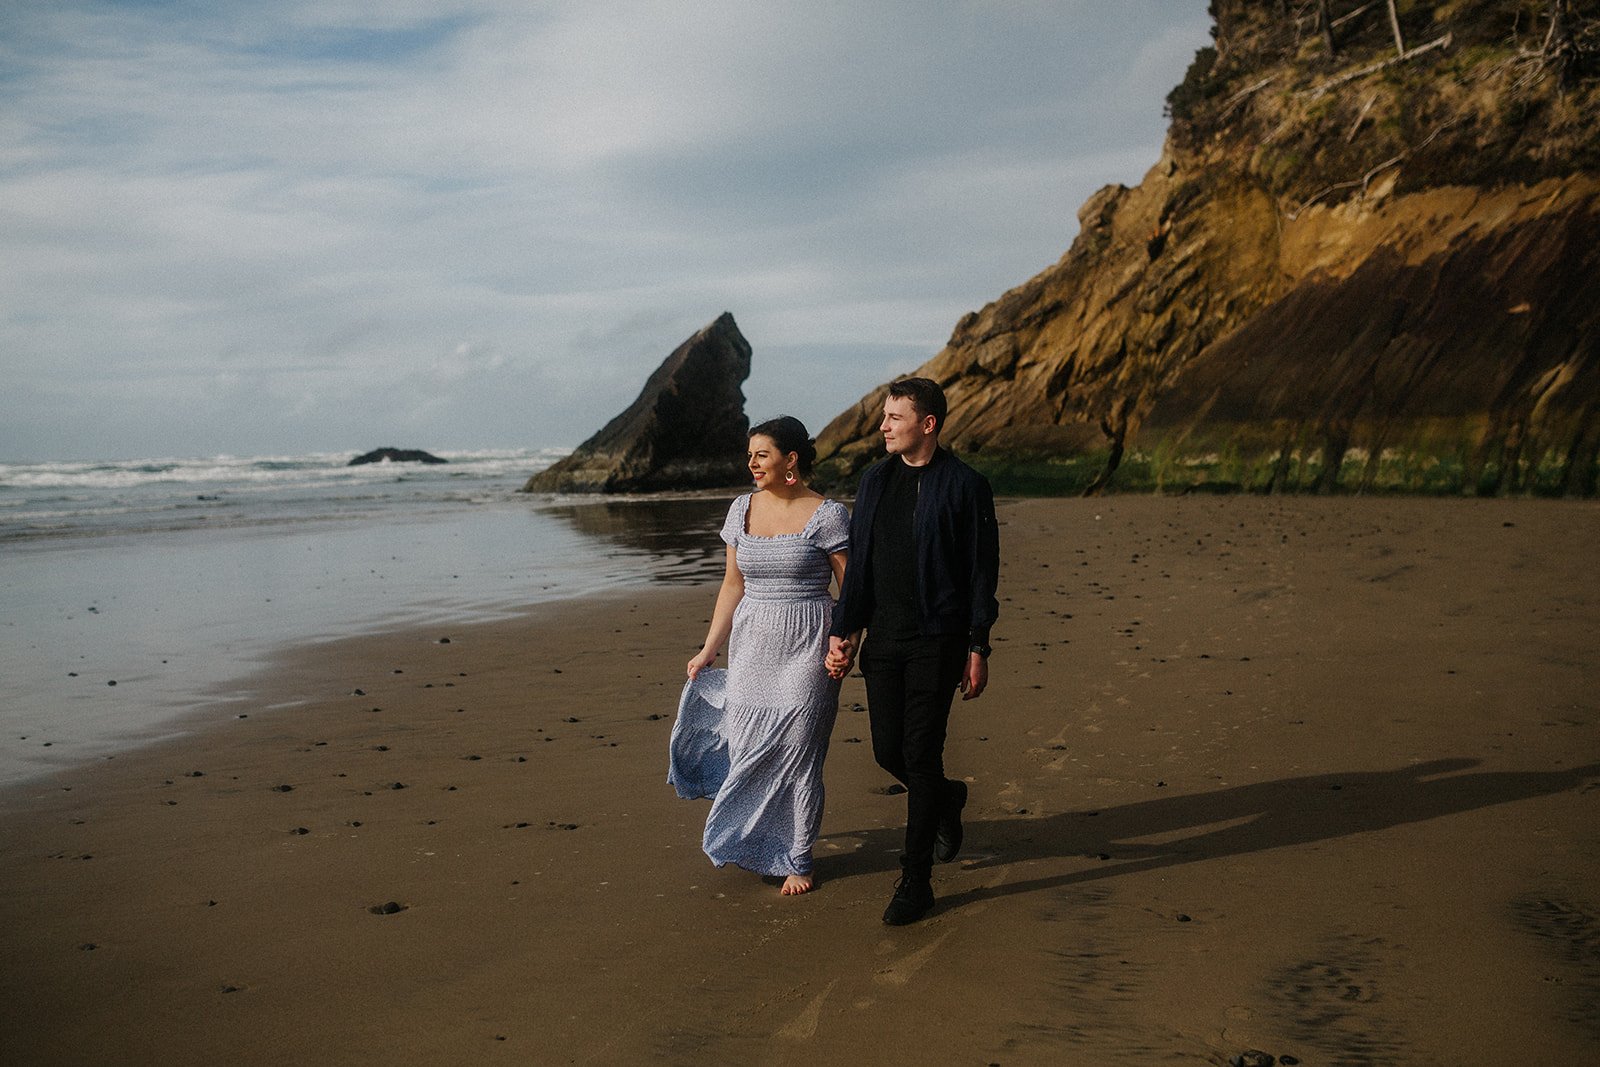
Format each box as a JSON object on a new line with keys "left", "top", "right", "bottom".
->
{"left": 829, "top": 447, "right": 999, "bottom": 647}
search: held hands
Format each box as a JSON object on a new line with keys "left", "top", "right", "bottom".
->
{"left": 686, "top": 647, "right": 717, "bottom": 680}
{"left": 825, "top": 635, "right": 855, "bottom": 680}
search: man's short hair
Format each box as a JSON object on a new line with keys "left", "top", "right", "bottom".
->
{"left": 887, "top": 377, "right": 947, "bottom": 433}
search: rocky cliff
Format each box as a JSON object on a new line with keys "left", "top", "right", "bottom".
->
{"left": 523, "top": 312, "right": 752, "bottom": 493}
{"left": 815, "top": 0, "right": 1600, "bottom": 495}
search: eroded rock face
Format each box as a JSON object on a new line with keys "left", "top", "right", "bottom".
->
{"left": 815, "top": 1, "right": 1600, "bottom": 495}
{"left": 523, "top": 313, "right": 752, "bottom": 493}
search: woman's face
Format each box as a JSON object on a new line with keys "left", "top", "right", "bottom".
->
{"left": 747, "top": 434, "right": 796, "bottom": 489}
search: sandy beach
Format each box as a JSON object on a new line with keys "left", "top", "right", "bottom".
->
{"left": 2, "top": 495, "right": 1597, "bottom": 1065}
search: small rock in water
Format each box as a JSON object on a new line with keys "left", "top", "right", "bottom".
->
{"left": 273, "top": 784, "right": 294, "bottom": 793}
{"left": 438, "top": 637, "right": 451, "bottom": 644}
{"left": 369, "top": 901, "right": 406, "bottom": 916}
{"left": 874, "top": 783, "right": 907, "bottom": 796}
{"left": 1230, "top": 1052, "right": 1274, "bottom": 1067}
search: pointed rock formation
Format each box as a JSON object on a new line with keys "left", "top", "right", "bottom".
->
{"left": 523, "top": 313, "right": 752, "bottom": 493}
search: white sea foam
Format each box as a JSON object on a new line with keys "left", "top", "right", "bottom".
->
{"left": 0, "top": 448, "right": 567, "bottom": 492}
{"left": 0, "top": 448, "right": 571, "bottom": 543}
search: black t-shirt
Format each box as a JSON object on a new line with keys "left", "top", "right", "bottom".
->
{"left": 869, "top": 458, "right": 923, "bottom": 639}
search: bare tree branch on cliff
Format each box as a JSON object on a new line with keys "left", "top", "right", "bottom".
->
{"left": 1318, "top": 0, "right": 1338, "bottom": 58}
{"left": 1543, "top": 0, "right": 1577, "bottom": 85}
{"left": 1385, "top": 0, "right": 1406, "bottom": 56}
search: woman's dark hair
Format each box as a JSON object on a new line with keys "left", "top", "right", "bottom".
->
{"left": 887, "top": 376, "right": 947, "bottom": 433}
{"left": 748, "top": 415, "right": 817, "bottom": 477}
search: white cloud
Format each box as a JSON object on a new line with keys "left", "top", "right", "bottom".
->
{"left": 0, "top": 0, "right": 1212, "bottom": 460}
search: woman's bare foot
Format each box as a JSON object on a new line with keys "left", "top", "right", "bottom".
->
{"left": 781, "top": 873, "right": 814, "bottom": 896}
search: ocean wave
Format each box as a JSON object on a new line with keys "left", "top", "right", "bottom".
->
{"left": 0, "top": 449, "right": 566, "bottom": 491}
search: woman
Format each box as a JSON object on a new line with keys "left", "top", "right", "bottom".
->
{"left": 668, "top": 415, "right": 852, "bottom": 895}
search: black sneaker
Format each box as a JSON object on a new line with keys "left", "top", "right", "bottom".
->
{"left": 882, "top": 870, "right": 935, "bottom": 926}
{"left": 934, "top": 779, "right": 968, "bottom": 864}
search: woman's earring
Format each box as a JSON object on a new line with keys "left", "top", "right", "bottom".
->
{"left": 784, "top": 470, "right": 797, "bottom": 485}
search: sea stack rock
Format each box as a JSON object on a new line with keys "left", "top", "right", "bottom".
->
{"left": 349, "top": 447, "right": 447, "bottom": 466}
{"left": 523, "top": 313, "right": 753, "bottom": 493}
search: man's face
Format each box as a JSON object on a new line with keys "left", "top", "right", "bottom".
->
{"left": 880, "top": 395, "right": 929, "bottom": 455}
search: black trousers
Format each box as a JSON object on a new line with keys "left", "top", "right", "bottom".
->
{"left": 860, "top": 631, "right": 968, "bottom": 875}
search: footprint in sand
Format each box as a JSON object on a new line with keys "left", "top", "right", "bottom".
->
{"left": 775, "top": 978, "right": 839, "bottom": 1040}
{"left": 873, "top": 931, "right": 952, "bottom": 986}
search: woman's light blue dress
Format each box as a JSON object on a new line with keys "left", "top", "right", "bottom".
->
{"left": 669, "top": 494, "right": 850, "bottom": 877}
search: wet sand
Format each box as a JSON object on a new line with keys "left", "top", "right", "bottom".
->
{"left": 2, "top": 496, "right": 1597, "bottom": 1065}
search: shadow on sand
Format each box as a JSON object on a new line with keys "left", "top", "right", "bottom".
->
{"left": 816, "top": 758, "right": 1600, "bottom": 909}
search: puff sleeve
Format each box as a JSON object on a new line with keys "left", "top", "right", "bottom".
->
{"left": 720, "top": 494, "right": 750, "bottom": 546}
{"left": 812, "top": 499, "right": 851, "bottom": 555}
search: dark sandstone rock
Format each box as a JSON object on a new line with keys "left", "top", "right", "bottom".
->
{"left": 348, "top": 447, "right": 447, "bottom": 467}
{"left": 523, "top": 312, "right": 752, "bottom": 493}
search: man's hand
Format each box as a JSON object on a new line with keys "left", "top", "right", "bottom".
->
{"left": 825, "top": 635, "right": 855, "bottom": 679}
{"left": 959, "top": 651, "right": 988, "bottom": 700}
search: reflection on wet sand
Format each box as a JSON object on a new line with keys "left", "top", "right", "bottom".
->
{"left": 532, "top": 493, "right": 734, "bottom": 584}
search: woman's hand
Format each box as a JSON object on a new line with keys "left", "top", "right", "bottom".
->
{"left": 687, "top": 647, "right": 717, "bottom": 680}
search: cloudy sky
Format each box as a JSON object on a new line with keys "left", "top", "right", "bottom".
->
{"left": 1, "top": 1, "right": 1210, "bottom": 462}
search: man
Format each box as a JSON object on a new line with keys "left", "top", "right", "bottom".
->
{"left": 826, "top": 377, "right": 999, "bottom": 925}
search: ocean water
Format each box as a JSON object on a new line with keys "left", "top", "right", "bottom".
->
{"left": 0, "top": 451, "right": 731, "bottom": 784}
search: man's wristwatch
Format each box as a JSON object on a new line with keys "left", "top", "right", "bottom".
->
{"left": 969, "top": 642, "right": 992, "bottom": 658}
